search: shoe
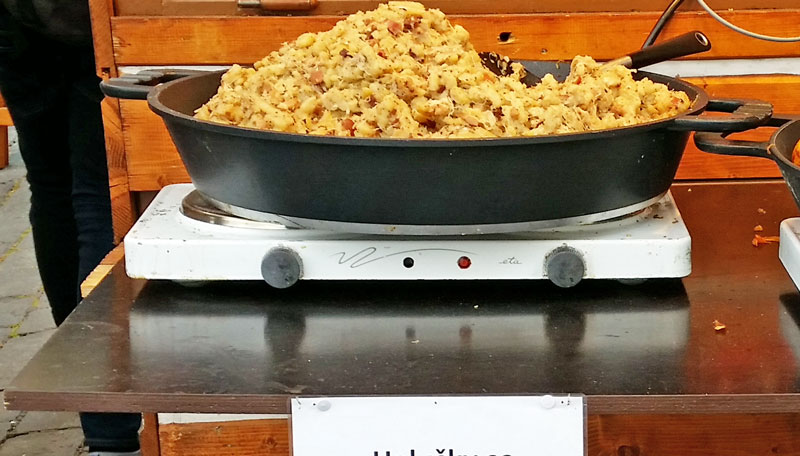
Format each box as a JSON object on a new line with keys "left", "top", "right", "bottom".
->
{"left": 88, "top": 451, "right": 141, "bottom": 456}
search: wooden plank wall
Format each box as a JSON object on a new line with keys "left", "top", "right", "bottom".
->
{"left": 155, "top": 414, "right": 800, "bottom": 456}
{"left": 111, "top": 11, "right": 800, "bottom": 64}
{"left": 120, "top": 0, "right": 800, "bottom": 16}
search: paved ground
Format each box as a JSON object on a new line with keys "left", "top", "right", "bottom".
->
{"left": 0, "top": 129, "right": 89, "bottom": 455}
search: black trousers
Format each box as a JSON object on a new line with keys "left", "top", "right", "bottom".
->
{"left": 0, "top": 11, "right": 141, "bottom": 452}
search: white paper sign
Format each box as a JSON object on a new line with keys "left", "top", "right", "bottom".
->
{"left": 291, "top": 395, "right": 585, "bottom": 456}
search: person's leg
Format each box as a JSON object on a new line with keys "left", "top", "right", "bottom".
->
{"left": 0, "top": 11, "right": 80, "bottom": 325}
{"left": 68, "top": 48, "right": 114, "bottom": 283}
{"left": 13, "top": 102, "right": 80, "bottom": 324}
{"left": 65, "top": 45, "right": 142, "bottom": 453}
{"left": 80, "top": 413, "right": 142, "bottom": 454}
{"left": 0, "top": 14, "right": 142, "bottom": 450}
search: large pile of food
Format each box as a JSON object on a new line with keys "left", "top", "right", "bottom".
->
{"left": 194, "top": 1, "right": 691, "bottom": 138}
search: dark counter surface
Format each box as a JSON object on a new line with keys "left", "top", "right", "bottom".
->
{"left": 6, "top": 181, "right": 800, "bottom": 415}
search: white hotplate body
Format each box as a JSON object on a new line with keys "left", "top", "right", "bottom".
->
{"left": 124, "top": 184, "right": 692, "bottom": 284}
{"left": 780, "top": 218, "right": 800, "bottom": 288}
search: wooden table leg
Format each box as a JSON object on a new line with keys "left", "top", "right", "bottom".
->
{"left": 140, "top": 413, "right": 160, "bottom": 456}
{"left": 0, "top": 126, "right": 8, "bottom": 170}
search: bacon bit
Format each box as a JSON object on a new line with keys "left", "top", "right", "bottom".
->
{"left": 309, "top": 70, "right": 324, "bottom": 85}
{"left": 713, "top": 320, "right": 727, "bottom": 331}
{"left": 574, "top": 76, "right": 582, "bottom": 84}
{"left": 421, "top": 119, "right": 437, "bottom": 130}
{"left": 671, "top": 96, "right": 681, "bottom": 106}
{"left": 492, "top": 107, "right": 503, "bottom": 119}
{"left": 341, "top": 118, "right": 355, "bottom": 136}
{"left": 754, "top": 225, "right": 764, "bottom": 232}
{"left": 387, "top": 20, "right": 403, "bottom": 35}
{"left": 404, "top": 16, "right": 421, "bottom": 32}
{"left": 366, "top": 95, "right": 377, "bottom": 107}
{"left": 483, "top": 72, "right": 496, "bottom": 82}
{"left": 339, "top": 48, "right": 351, "bottom": 58}
{"left": 757, "top": 208, "right": 767, "bottom": 214}
{"left": 752, "top": 234, "right": 780, "bottom": 246}
{"left": 377, "top": 50, "right": 387, "bottom": 59}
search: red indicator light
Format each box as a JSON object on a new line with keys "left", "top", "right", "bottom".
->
{"left": 457, "top": 256, "right": 472, "bottom": 269}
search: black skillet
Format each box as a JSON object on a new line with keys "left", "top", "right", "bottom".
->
{"left": 695, "top": 116, "right": 800, "bottom": 209}
{"left": 99, "top": 38, "right": 772, "bottom": 235}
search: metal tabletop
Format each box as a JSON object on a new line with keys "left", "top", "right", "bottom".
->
{"left": 6, "top": 181, "right": 800, "bottom": 415}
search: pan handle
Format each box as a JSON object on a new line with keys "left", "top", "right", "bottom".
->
{"left": 608, "top": 31, "right": 711, "bottom": 69}
{"left": 693, "top": 115, "right": 798, "bottom": 159}
{"left": 670, "top": 98, "right": 773, "bottom": 133}
{"left": 100, "top": 69, "right": 208, "bottom": 100}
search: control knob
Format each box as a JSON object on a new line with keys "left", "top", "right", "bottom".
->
{"left": 544, "top": 246, "right": 585, "bottom": 288}
{"left": 261, "top": 247, "right": 303, "bottom": 288}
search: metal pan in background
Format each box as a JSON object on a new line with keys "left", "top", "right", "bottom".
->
{"left": 101, "top": 64, "right": 773, "bottom": 235}
{"left": 695, "top": 116, "right": 800, "bottom": 209}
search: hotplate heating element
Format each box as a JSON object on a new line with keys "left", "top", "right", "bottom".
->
{"left": 125, "top": 184, "right": 692, "bottom": 288}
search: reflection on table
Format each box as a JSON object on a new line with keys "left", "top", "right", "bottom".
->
{"left": 129, "top": 279, "right": 690, "bottom": 396}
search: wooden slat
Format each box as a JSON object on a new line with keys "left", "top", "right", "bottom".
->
{"left": 116, "top": 0, "right": 162, "bottom": 16}
{"left": 118, "top": 74, "right": 800, "bottom": 190}
{"left": 156, "top": 414, "right": 800, "bottom": 456}
{"left": 102, "top": 96, "right": 137, "bottom": 241}
{"left": 0, "top": 87, "right": 7, "bottom": 170}
{"left": 0, "top": 95, "right": 14, "bottom": 127}
{"left": 93, "top": 0, "right": 137, "bottom": 238}
{"left": 109, "top": 180, "right": 136, "bottom": 241}
{"left": 80, "top": 244, "right": 125, "bottom": 297}
{"left": 677, "top": 74, "right": 800, "bottom": 179}
{"left": 119, "top": 99, "right": 190, "bottom": 190}
{"left": 151, "top": 0, "right": 800, "bottom": 16}
{"left": 159, "top": 418, "right": 290, "bottom": 456}
{"left": 90, "top": 0, "right": 119, "bottom": 78}
{"left": 0, "top": 126, "right": 8, "bottom": 170}
{"left": 110, "top": 10, "right": 800, "bottom": 65}
{"left": 140, "top": 413, "right": 160, "bottom": 456}
{"left": 587, "top": 414, "right": 800, "bottom": 455}
{"left": 1, "top": 93, "right": 10, "bottom": 170}
{"left": 0, "top": 108, "right": 13, "bottom": 126}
